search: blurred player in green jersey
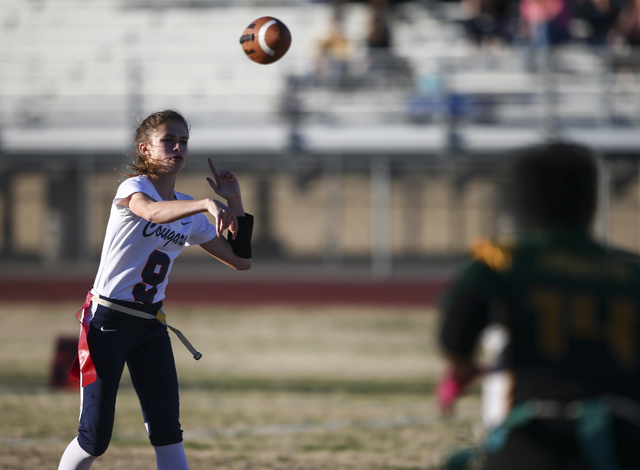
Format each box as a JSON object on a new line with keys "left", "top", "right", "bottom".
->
{"left": 438, "top": 142, "right": 640, "bottom": 470}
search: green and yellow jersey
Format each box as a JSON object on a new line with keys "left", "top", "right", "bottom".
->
{"left": 440, "top": 228, "right": 640, "bottom": 405}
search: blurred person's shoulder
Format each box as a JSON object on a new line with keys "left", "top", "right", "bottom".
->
{"left": 469, "top": 237, "right": 515, "bottom": 273}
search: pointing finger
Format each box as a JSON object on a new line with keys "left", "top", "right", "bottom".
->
{"left": 208, "top": 158, "right": 221, "bottom": 180}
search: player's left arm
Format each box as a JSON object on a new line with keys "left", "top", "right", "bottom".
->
{"left": 199, "top": 158, "right": 253, "bottom": 270}
{"left": 440, "top": 278, "right": 492, "bottom": 360}
{"left": 437, "top": 260, "right": 497, "bottom": 415}
{"left": 200, "top": 232, "right": 252, "bottom": 271}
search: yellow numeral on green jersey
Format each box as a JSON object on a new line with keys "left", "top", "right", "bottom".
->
{"left": 529, "top": 288, "right": 637, "bottom": 370}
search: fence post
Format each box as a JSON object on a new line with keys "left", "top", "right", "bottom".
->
{"left": 323, "top": 155, "right": 343, "bottom": 268}
{"left": 371, "top": 156, "right": 392, "bottom": 278}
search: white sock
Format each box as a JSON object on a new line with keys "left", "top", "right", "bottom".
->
{"left": 58, "top": 437, "right": 97, "bottom": 470}
{"left": 154, "top": 442, "right": 189, "bottom": 470}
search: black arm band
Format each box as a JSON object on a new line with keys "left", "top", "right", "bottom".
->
{"left": 227, "top": 214, "right": 254, "bottom": 259}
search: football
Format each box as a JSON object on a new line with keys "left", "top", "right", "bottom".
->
{"left": 239, "top": 16, "right": 291, "bottom": 65}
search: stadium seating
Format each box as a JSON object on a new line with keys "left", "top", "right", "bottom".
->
{"left": 0, "top": 0, "right": 639, "bottom": 153}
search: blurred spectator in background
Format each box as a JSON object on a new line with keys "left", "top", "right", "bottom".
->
{"left": 461, "top": 0, "right": 518, "bottom": 50}
{"left": 519, "top": 0, "right": 572, "bottom": 47}
{"left": 315, "top": 13, "right": 353, "bottom": 89}
{"left": 609, "top": 0, "right": 640, "bottom": 46}
{"left": 367, "top": 0, "right": 393, "bottom": 52}
{"left": 572, "top": 0, "right": 620, "bottom": 45}
{"left": 366, "top": 0, "right": 394, "bottom": 84}
{"left": 364, "top": 0, "right": 413, "bottom": 87}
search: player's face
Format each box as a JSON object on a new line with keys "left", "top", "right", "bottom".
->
{"left": 141, "top": 121, "right": 189, "bottom": 175}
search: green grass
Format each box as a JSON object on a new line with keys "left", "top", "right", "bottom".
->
{"left": 0, "top": 303, "right": 483, "bottom": 470}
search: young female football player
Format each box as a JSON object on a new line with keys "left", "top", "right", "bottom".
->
{"left": 58, "top": 109, "right": 253, "bottom": 470}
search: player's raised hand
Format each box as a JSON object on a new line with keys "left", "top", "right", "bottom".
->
{"left": 206, "top": 158, "right": 241, "bottom": 201}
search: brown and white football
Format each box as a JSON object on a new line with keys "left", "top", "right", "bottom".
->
{"left": 239, "top": 16, "right": 292, "bottom": 65}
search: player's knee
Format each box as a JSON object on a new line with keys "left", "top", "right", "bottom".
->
{"left": 77, "top": 431, "right": 111, "bottom": 457}
{"left": 144, "top": 415, "right": 183, "bottom": 448}
{"left": 149, "top": 430, "right": 183, "bottom": 448}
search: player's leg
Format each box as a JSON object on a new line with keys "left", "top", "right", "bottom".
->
{"left": 76, "top": 323, "right": 128, "bottom": 456}
{"left": 153, "top": 442, "right": 189, "bottom": 470}
{"left": 59, "top": 323, "right": 128, "bottom": 469}
{"left": 127, "top": 326, "right": 187, "bottom": 470}
{"left": 57, "top": 437, "right": 97, "bottom": 470}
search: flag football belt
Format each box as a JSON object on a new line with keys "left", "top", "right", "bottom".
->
{"left": 91, "top": 295, "right": 202, "bottom": 361}
{"left": 495, "top": 396, "right": 640, "bottom": 427}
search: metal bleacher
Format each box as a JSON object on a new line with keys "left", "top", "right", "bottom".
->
{"left": 0, "top": 0, "right": 639, "bottom": 155}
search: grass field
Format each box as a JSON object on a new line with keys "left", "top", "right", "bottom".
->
{"left": 0, "top": 303, "right": 483, "bottom": 470}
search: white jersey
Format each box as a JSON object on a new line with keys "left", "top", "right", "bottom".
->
{"left": 92, "top": 175, "right": 217, "bottom": 304}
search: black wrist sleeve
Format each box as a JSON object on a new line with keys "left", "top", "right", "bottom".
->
{"left": 228, "top": 213, "right": 254, "bottom": 259}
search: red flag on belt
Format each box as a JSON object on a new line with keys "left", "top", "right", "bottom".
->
{"left": 69, "top": 292, "right": 97, "bottom": 386}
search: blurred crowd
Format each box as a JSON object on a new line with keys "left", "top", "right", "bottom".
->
{"left": 460, "top": 0, "right": 638, "bottom": 50}
{"left": 313, "top": 0, "right": 414, "bottom": 89}
{"left": 311, "top": 0, "right": 639, "bottom": 91}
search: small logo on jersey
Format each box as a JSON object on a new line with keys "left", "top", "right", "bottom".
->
{"left": 142, "top": 221, "right": 188, "bottom": 247}
{"left": 181, "top": 220, "right": 192, "bottom": 225}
